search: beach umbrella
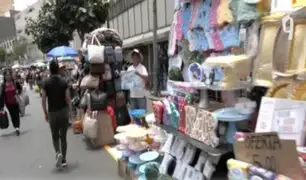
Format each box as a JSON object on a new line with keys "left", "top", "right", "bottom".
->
{"left": 47, "top": 46, "right": 78, "bottom": 58}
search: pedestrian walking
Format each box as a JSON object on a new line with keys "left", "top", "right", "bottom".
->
{"left": 127, "top": 49, "right": 148, "bottom": 110}
{"left": 41, "top": 61, "right": 72, "bottom": 168}
{"left": 0, "top": 69, "right": 22, "bottom": 136}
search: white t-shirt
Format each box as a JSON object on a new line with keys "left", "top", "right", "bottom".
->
{"left": 127, "top": 64, "right": 148, "bottom": 98}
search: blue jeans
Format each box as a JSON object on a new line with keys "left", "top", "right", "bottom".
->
{"left": 130, "top": 97, "right": 147, "bottom": 111}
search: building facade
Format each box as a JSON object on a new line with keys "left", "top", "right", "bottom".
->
{"left": 108, "top": 0, "right": 174, "bottom": 89}
{"left": 0, "top": 0, "right": 14, "bottom": 16}
{"left": 0, "top": 9, "right": 18, "bottom": 55}
{"left": 108, "top": 0, "right": 174, "bottom": 48}
{"left": 14, "top": 0, "right": 44, "bottom": 61}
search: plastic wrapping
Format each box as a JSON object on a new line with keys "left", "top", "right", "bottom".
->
{"left": 252, "top": 15, "right": 283, "bottom": 87}
{"left": 274, "top": 8, "right": 306, "bottom": 77}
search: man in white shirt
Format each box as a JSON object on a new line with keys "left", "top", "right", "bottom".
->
{"left": 127, "top": 49, "right": 148, "bottom": 110}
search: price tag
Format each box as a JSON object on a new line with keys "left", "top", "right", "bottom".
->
{"left": 234, "top": 132, "right": 304, "bottom": 180}
{"left": 282, "top": 15, "right": 294, "bottom": 40}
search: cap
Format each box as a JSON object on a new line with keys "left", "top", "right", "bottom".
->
{"left": 130, "top": 49, "right": 143, "bottom": 61}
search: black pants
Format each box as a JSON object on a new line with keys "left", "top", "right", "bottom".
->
{"left": 7, "top": 104, "right": 20, "bottom": 128}
{"left": 48, "top": 108, "right": 69, "bottom": 160}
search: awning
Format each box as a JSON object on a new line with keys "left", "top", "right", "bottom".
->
{"left": 123, "top": 26, "right": 170, "bottom": 48}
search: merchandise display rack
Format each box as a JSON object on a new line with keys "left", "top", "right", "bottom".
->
{"left": 155, "top": 123, "right": 232, "bottom": 155}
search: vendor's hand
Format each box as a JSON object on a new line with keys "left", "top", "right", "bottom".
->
{"left": 44, "top": 113, "right": 48, "bottom": 122}
{"left": 135, "top": 71, "right": 141, "bottom": 76}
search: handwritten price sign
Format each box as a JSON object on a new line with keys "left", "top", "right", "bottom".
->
{"left": 234, "top": 132, "right": 304, "bottom": 180}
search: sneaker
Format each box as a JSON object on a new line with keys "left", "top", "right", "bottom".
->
{"left": 55, "top": 153, "right": 63, "bottom": 168}
{"left": 61, "top": 159, "right": 67, "bottom": 168}
{"left": 15, "top": 129, "right": 20, "bottom": 136}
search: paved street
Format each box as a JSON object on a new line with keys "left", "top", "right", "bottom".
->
{"left": 0, "top": 88, "right": 120, "bottom": 180}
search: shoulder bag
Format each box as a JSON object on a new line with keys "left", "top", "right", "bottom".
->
{"left": 89, "top": 90, "right": 108, "bottom": 111}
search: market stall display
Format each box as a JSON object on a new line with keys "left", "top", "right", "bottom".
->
{"left": 148, "top": 0, "right": 306, "bottom": 180}
{"left": 92, "top": 1, "right": 306, "bottom": 179}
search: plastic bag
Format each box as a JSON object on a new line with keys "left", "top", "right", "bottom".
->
{"left": 83, "top": 111, "right": 98, "bottom": 139}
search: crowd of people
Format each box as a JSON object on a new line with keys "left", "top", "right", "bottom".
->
{"left": 0, "top": 48, "right": 150, "bottom": 169}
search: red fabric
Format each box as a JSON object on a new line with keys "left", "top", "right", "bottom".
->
{"left": 105, "top": 106, "right": 117, "bottom": 130}
{"left": 4, "top": 83, "right": 16, "bottom": 105}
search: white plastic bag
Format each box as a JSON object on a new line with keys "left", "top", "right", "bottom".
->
{"left": 16, "top": 94, "right": 25, "bottom": 116}
{"left": 22, "top": 92, "right": 29, "bottom": 106}
{"left": 88, "top": 34, "right": 105, "bottom": 64}
{"left": 88, "top": 45, "right": 105, "bottom": 64}
{"left": 83, "top": 111, "right": 98, "bottom": 139}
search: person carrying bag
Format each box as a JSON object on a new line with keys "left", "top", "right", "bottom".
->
{"left": 0, "top": 70, "right": 22, "bottom": 135}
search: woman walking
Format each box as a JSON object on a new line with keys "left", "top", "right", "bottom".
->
{"left": 0, "top": 70, "right": 22, "bottom": 136}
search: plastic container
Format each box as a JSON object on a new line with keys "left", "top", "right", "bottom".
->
{"left": 129, "top": 109, "right": 146, "bottom": 125}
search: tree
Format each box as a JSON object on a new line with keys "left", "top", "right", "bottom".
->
{"left": 25, "top": 2, "right": 74, "bottom": 53}
{"left": 11, "top": 37, "right": 28, "bottom": 61}
{"left": 54, "top": 0, "right": 109, "bottom": 42}
{"left": 0, "top": 48, "right": 6, "bottom": 64}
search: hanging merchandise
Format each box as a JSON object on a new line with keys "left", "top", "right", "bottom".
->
{"left": 252, "top": 14, "right": 283, "bottom": 87}
{"left": 274, "top": 8, "right": 306, "bottom": 77}
{"left": 217, "top": 0, "right": 234, "bottom": 25}
{"left": 157, "top": 0, "right": 306, "bottom": 179}
{"left": 230, "top": 0, "right": 260, "bottom": 22}
{"left": 245, "top": 21, "right": 260, "bottom": 58}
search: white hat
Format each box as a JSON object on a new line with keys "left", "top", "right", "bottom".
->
{"left": 130, "top": 49, "right": 143, "bottom": 62}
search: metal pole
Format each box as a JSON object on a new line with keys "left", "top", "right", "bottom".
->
{"left": 152, "top": 0, "right": 159, "bottom": 96}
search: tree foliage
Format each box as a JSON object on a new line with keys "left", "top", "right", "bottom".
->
{"left": 54, "top": 0, "right": 109, "bottom": 41}
{"left": 11, "top": 36, "right": 28, "bottom": 60}
{"left": 0, "top": 48, "right": 5, "bottom": 63}
{"left": 25, "top": 2, "right": 74, "bottom": 53}
{"left": 25, "top": 0, "right": 109, "bottom": 53}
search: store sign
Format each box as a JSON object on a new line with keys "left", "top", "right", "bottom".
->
{"left": 256, "top": 97, "right": 306, "bottom": 146}
{"left": 234, "top": 132, "right": 304, "bottom": 179}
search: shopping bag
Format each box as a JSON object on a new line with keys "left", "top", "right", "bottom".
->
{"left": 83, "top": 111, "right": 98, "bottom": 139}
{"left": 23, "top": 93, "right": 29, "bottom": 106}
{"left": 16, "top": 95, "right": 25, "bottom": 117}
{"left": 72, "top": 120, "right": 83, "bottom": 134}
{"left": 88, "top": 45, "right": 105, "bottom": 64}
{"left": 0, "top": 110, "right": 9, "bottom": 129}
